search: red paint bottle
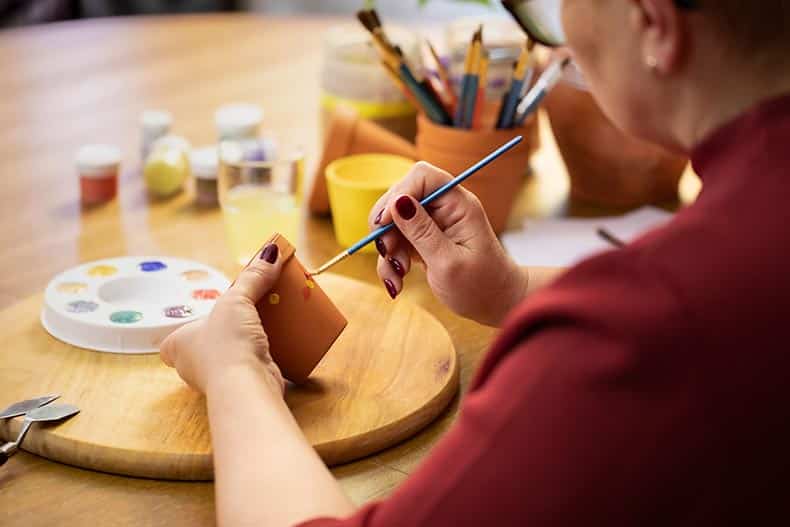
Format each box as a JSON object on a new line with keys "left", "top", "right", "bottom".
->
{"left": 76, "top": 144, "right": 121, "bottom": 206}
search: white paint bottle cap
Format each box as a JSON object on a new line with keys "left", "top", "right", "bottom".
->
{"left": 215, "top": 103, "right": 263, "bottom": 140}
{"left": 76, "top": 144, "right": 122, "bottom": 176}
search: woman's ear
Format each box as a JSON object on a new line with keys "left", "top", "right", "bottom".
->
{"left": 630, "top": 0, "right": 686, "bottom": 74}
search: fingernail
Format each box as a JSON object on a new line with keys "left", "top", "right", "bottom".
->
{"left": 374, "top": 209, "right": 383, "bottom": 224}
{"left": 388, "top": 257, "right": 405, "bottom": 277}
{"left": 260, "top": 243, "right": 278, "bottom": 263}
{"left": 395, "top": 196, "right": 416, "bottom": 220}
{"left": 375, "top": 238, "right": 386, "bottom": 257}
{"left": 383, "top": 279, "right": 398, "bottom": 299}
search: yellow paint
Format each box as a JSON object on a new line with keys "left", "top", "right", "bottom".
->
{"left": 320, "top": 92, "right": 415, "bottom": 120}
{"left": 87, "top": 265, "right": 117, "bottom": 277}
{"left": 268, "top": 293, "right": 280, "bottom": 305}
{"left": 57, "top": 282, "right": 87, "bottom": 294}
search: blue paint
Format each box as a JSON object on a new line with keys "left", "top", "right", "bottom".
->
{"left": 139, "top": 261, "right": 167, "bottom": 272}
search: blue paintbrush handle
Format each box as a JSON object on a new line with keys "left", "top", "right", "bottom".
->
{"left": 347, "top": 135, "right": 524, "bottom": 255}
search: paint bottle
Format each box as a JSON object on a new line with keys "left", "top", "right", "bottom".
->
{"left": 190, "top": 146, "right": 219, "bottom": 207}
{"left": 143, "top": 135, "right": 190, "bottom": 198}
{"left": 320, "top": 25, "right": 419, "bottom": 142}
{"left": 215, "top": 103, "right": 263, "bottom": 141}
{"left": 140, "top": 110, "right": 172, "bottom": 162}
{"left": 76, "top": 144, "right": 121, "bottom": 206}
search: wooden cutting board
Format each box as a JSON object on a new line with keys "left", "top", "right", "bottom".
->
{"left": 0, "top": 274, "right": 458, "bottom": 480}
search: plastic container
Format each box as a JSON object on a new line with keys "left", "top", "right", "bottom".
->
{"left": 544, "top": 79, "right": 687, "bottom": 207}
{"left": 310, "top": 106, "right": 418, "bottom": 215}
{"left": 415, "top": 110, "right": 539, "bottom": 234}
{"left": 215, "top": 103, "right": 263, "bottom": 141}
{"left": 326, "top": 154, "right": 414, "bottom": 252}
{"left": 143, "top": 135, "right": 191, "bottom": 198}
{"left": 76, "top": 144, "right": 121, "bottom": 206}
{"left": 253, "top": 234, "right": 347, "bottom": 384}
{"left": 320, "top": 24, "right": 419, "bottom": 142}
{"left": 140, "top": 110, "right": 172, "bottom": 162}
{"left": 190, "top": 146, "right": 219, "bottom": 207}
{"left": 41, "top": 256, "right": 229, "bottom": 354}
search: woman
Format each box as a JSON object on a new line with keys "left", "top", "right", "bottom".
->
{"left": 161, "top": 0, "right": 790, "bottom": 525}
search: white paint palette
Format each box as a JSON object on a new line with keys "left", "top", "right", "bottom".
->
{"left": 41, "top": 257, "right": 230, "bottom": 354}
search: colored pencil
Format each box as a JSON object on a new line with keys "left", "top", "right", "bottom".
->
{"left": 309, "top": 135, "right": 524, "bottom": 276}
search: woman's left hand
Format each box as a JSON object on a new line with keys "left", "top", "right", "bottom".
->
{"left": 160, "top": 243, "right": 285, "bottom": 396}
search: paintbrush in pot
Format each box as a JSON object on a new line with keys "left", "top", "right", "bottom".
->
{"left": 309, "top": 135, "right": 523, "bottom": 276}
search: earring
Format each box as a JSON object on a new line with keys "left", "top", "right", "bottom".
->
{"left": 645, "top": 55, "right": 658, "bottom": 70}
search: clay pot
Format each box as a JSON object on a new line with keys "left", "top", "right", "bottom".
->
{"left": 544, "top": 81, "right": 688, "bottom": 208}
{"left": 254, "top": 234, "right": 347, "bottom": 384}
{"left": 415, "top": 108, "right": 540, "bottom": 234}
{"left": 309, "top": 106, "right": 418, "bottom": 215}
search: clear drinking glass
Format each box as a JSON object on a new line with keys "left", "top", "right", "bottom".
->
{"left": 218, "top": 140, "right": 304, "bottom": 265}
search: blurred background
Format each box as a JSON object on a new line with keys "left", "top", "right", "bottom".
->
{"left": 0, "top": 0, "right": 499, "bottom": 27}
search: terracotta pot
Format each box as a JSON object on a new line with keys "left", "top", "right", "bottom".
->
{"left": 309, "top": 106, "right": 418, "bottom": 215}
{"left": 544, "top": 81, "right": 688, "bottom": 208}
{"left": 415, "top": 109, "right": 539, "bottom": 234}
{"left": 254, "top": 234, "right": 347, "bottom": 384}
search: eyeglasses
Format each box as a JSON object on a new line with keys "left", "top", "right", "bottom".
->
{"left": 502, "top": 0, "right": 698, "bottom": 48}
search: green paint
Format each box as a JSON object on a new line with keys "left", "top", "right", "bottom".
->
{"left": 110, "top": 310, "right": 143, "bottom": 324}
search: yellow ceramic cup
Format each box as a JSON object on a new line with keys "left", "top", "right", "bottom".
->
{"left": 326, "top": 154, "right": 415, "bottom": 253}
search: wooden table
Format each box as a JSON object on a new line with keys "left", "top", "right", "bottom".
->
{"left": 0, "top": 14, "right": 699, "bottom": 526}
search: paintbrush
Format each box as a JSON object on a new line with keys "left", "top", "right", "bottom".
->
{"left": 309, "top": 135, "right": 523, "bottom": 276}
{"left": 496, "top": 40, "right": 531, "bottom": 129}
{"left": 513, "top": 56, "right": 570, "bottom": 125}
{"left": 426, "top": 39, "right": 455, "bottom": 102}
{"left": 455, "top": 26, "right": 483, "bottom": 128}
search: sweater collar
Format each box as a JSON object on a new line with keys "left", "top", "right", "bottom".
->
{"left": 691, "top": 92, "right": 790, "bottom": 181}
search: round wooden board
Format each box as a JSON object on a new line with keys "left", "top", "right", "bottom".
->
{"left": 0, "top": 274, "right": 458, "bottom": 480}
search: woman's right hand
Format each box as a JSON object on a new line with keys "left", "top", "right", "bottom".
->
{"left": 369, "top": 161, "right": 528, "bottom": 327}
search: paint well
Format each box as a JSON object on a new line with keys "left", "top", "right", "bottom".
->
{"left": 66, "top": 300, "right": 99, "bottom": 313}
{"left": 58, "top": 282, "right": 88, "bottom": 294}
{"left": 192, "top": 289, "right": 221, "bottom": 300}
{"left": 139, "top": 261, "right": 167, "bottom": 272}
{"left": 87, "top": 265, "right": 118, "bottom": 277}
{"left": 109, "top": 311, "right": 144, "bottom": 324}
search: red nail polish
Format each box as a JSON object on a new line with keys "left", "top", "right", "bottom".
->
{"left": 383, "top": 279, "right": 398, "bottom": 299}
{"left": 395, "top": 196, "right": 416, "bottom": 220}
{"left": 260, "top": 243, "right": 278, "bottom": 263}
{"left": 388, "top": 257, "right": 405, "bottom": 277}
{"left": 376, "top": 238, "right": 386, "bottom": 257}
{"left": 374, "top": 209, "right": 383, "bottom": 224}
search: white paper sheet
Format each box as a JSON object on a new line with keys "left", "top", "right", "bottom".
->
{"left": 502, "top": 206, "right": 673, "bottom": 267}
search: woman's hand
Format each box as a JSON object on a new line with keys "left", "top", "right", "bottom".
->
{"left": 370, "top": 161, "right": 529, "bottom": 327}
{"left": 160, "top": 243, "right": 285, "bottom": 396}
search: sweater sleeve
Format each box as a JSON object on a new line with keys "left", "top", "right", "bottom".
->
{"left": 298, "top": 252, "right": 710, "bottom": 527}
